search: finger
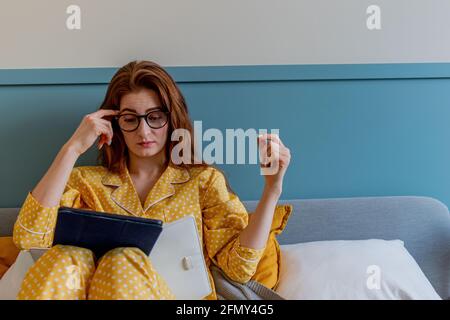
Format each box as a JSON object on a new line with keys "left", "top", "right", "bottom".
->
{"left": 98, "top": 132, "right": 108, "bottom": 150}
{"left": 265, "top": 133, "right": 283, "bottom": 146}
{"left": 97, "top": 124, "right": 113, "bottom": 148}
{"left": 264, "top": 134, "right": 286, "bottom": 149}
{"left": 258, "top": 135, "right": 274, "bottom": 147}
{"left": 277, "top": 144, "right": 289, "bottom": 154}
{"left": 98, "top": 135, "right": 104, "bottom": 149}
{"left": 258, "top": 134, "right": 272, "bottom": 142}
{"left": 258, "top": 133, "right": 278, "bottom": 139}
{"left": 258, "top": 139, "right": 270, "bottom": 155}
{"left": 278, "top": 150, "right": 291, "bottom": 160}
{"left": 98, "top": 120, "right": 114, "bottom": 144}
{"left": 259, "top": 145, "right": 270, "bottom": 166}
{"left": 267, "top": 140, "right": 280, "bottom": 155}
{"left": 107, "top": 122, "right": 114, "bottom": 144}
{"left": 93, "top": 109, "right": 120, "bottom": 119}
{"left": 258, "top": 134, "right": 284, "bottom": 149}
{"left": 279, "top": 153, "right": 290, "bottom": 164}
{"left": 259, "top": 141, "right": 280, "bottom": 165}
{"left": 260, "top": 140, "right": 279, "bottom": 158}
{"left": 279, "top": 150, "right": 291, "bottom": 164}
{"left": 100, "top": 121, "right": 114, "bottom": 138}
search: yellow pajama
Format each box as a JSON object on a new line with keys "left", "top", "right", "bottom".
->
{"left": 18, "top": 245, "right": 175, "bottom": 300}
{"left": 13, "top": 164, "right": 266, "bottom": 300}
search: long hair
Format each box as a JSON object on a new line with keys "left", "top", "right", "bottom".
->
{"left": 96, "top": 60, "right": 235, "bottom": 193}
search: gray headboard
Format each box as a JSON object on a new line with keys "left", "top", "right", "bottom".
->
{"left": 1, "top": 196, "right": 449, "bottom": 299}
{"left": 243, "top": 196, "right": 450, "bottom": 300}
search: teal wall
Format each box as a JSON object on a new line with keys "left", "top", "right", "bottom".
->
{"left": 1, "top": 64, "right": 450, "bottom": 208}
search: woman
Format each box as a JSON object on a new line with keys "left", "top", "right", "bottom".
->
{"left": 13, "top": 60, "right": 291, "bottom": 300}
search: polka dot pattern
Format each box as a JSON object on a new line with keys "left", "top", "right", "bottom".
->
{"left": 13, "top": 165, "right": 266, "bottom": 300}
{"left": 88, "top": 247, "right": 175, "bottom": 300}
{"left": 17, "top": 245, "right": 95, "bottom": 300}
{"left": 17, "top": 245, "right": 174, "bottom": 300}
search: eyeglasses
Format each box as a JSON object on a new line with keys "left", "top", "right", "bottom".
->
{"left": 114, "top": 109, "right": 170, "bottom": 132}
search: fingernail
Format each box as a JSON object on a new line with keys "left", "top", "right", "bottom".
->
{"left": 108, "top": 140, "right": 112, "bottom": 146}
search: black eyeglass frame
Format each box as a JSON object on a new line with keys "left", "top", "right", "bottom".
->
{"left": 114, "top": 109, "right": 170, "bottom": 132}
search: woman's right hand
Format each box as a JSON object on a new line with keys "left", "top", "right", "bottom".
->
{"left": 65, "top": 109, "right": 120, "bottom": 156}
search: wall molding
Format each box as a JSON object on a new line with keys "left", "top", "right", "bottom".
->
{"left": 1, "top": 63, "right": 450, "bottom": 86}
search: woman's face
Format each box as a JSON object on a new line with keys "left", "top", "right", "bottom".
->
{"left": 118, "top": 88, "right": 169, "bottom": 160}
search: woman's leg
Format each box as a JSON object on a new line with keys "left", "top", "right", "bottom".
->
{"left": 88, "top": 247, "right": 175, "bottom": 300}
{"left": 17, "top": 245, "right": 96, "bottom": 300}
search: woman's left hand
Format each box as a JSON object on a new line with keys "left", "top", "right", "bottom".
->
{"left": 258, "top": 133, "right": 291, "bottom": 194}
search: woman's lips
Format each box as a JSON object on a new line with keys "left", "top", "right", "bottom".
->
{"left": 138, "top": 141, "right": 156, "bottom": 148}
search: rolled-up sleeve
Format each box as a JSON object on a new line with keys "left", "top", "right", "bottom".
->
{"left": 201, "top": 168, "right": 266, "bottom": 284}
{"left": 13, "top": 168, "right": 87, "bottom": 249}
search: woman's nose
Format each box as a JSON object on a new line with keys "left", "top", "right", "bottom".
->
{"left": 138, "top": 117, "right": 153, "bottom": 134}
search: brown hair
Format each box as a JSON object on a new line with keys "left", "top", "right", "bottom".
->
{"left": 96, "top": 60, "right": 235, "bottom": 193}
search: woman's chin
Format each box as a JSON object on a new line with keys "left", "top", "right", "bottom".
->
{"left": 139, "top": 150, "right": 158, "bottom": 157}
{"left": 131, "top": 147, "right": 162, "bottom": 158}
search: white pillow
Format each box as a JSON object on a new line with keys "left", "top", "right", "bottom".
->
{"left": 276, "top": 239, "right": 441, "bottom": 300}
{"left": 0, "top": 250, "right": 35, "bottom": 300}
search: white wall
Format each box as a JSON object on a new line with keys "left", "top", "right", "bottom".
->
{"left": 1, "top": 0, "right": 449, "bottom": 69}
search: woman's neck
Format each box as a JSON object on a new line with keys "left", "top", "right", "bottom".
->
{"left": 128, "top": 150, "right": 167, "bottom": 179}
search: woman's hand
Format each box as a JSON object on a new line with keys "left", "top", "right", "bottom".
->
{"left": 65, "top": 109, "right": 119, "bottom": 156}
{"left": 239, "top": 133, "right": 291, "bottom": 251}
{"left": 258, "top": 133, "right": 291, "bottom": 194}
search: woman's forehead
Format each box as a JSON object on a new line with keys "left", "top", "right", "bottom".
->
{"left": 120, "top": 89, "right": 161, "bottom": 112}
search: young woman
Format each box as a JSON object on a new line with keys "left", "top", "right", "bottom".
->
{"left": 13, "top": 60, "right": 291, "bottom": 300}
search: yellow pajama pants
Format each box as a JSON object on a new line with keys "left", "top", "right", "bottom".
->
{"left": 17, "top": 245, "right": 176, "bottom": 300}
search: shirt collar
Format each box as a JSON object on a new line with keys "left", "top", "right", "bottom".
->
{"left": 101, "top": 164, "right": 190, "bottom": 216}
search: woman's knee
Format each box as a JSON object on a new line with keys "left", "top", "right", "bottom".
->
{"left": 89, "top": 247, "right": 175, "bottom": 300}
{"left": 18, "top": 245, "right": 95, "bottom": 300}
{"left": 49, "top": 244, "right": 95, "bottom": 261}
{"left": 100, "top": 247, "right": 146, "bottom": 261}
{"left": 37, "top": 245, "right": 95, "bottom": 270}
{"left": 97, "top": 247, "right": 151, "bottom": 273}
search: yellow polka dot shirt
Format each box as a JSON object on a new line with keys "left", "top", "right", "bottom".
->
{"left": 13, "top": 165, "right": 266, "bottom": 300}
